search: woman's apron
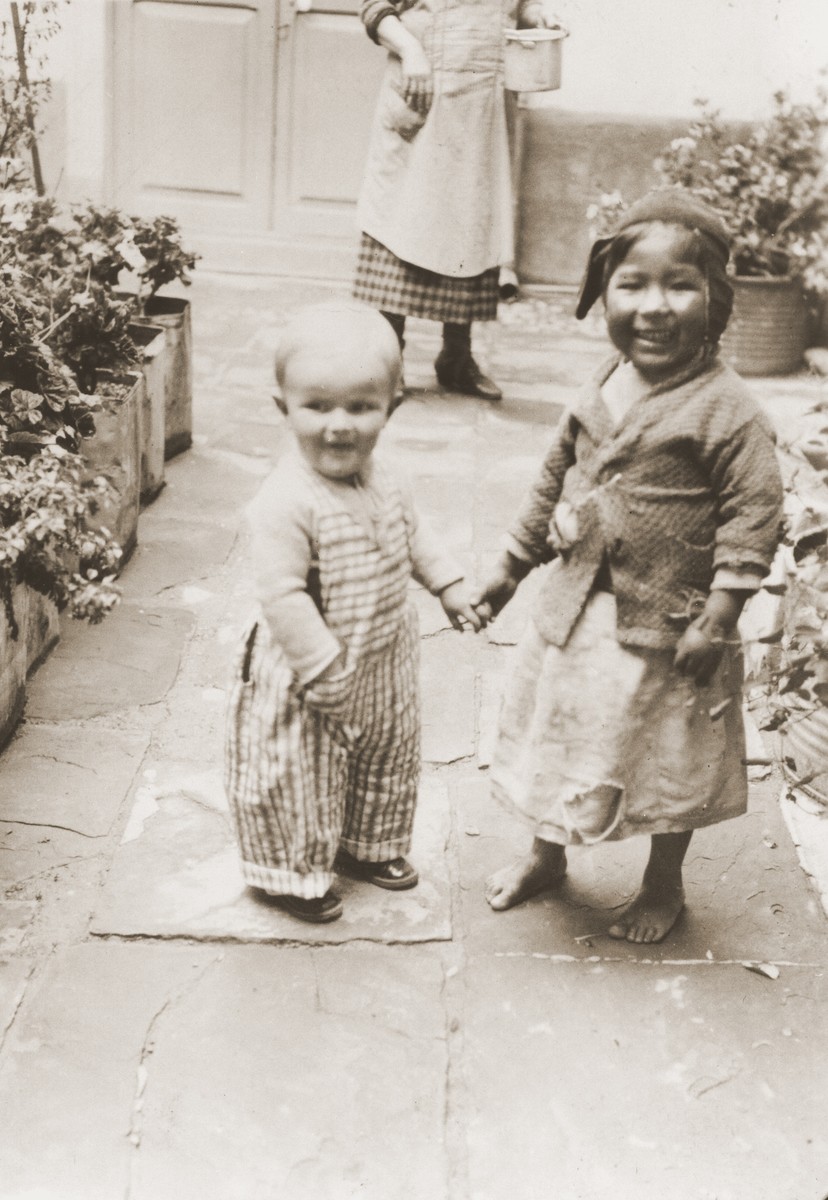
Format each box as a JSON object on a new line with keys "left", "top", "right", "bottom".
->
{"left": 357, "top": 0, "right": 515, "bottom": 278}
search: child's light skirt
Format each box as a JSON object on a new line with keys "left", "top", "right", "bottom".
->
{"left": 490, "top": 591, "right": 747, "bottom": 845}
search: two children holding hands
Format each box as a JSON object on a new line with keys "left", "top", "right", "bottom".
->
{"left": 225, "top": 189, "right": 783, "bottom": 943}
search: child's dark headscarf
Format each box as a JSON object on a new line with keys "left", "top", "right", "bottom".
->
{"left": 575, "top": 189, "right": 734, "bottom": 346}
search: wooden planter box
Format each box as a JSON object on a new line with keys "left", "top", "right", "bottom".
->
{"left": 0, "top": 583, "right": 29, "bottom": 750}
{"left": 25, "top": 588, "right": 60, "bottom": 677}
{"left": 129, "top": 322, "right": 167, "bottom": 505}
{"left": 135, "top": 295, "right": 193, "bottom": 460}
{"left": 82, "top": 372, "right": 142, "bottom": 569}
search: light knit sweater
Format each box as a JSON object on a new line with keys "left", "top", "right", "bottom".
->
{"left": 246, "top": 442, "right": 463, "bottom": 684}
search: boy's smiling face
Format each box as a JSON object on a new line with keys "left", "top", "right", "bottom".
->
{"left": 281, "top": 348, "right": 393, "bottom": 481}
{"left": 604, "top": 223, "right": 708, "bottom": 382}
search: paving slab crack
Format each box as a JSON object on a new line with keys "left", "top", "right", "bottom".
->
{"left": 0, "top": 959, "right": 36, "bottom": 1054}
{"left": 2, "top": 820, "right": 106, "bottom": 840}
{"left": 4, "top": 856, "right": 85, "bottom": 889}
{"left": 124, "top": 953, "right": 223, "bottom": 1199}
{"left": 689, "top": 1068, "right": 741, "bottom": 1099}
{"left": 442, "top": 951, "right": 471, "bottom": 1200}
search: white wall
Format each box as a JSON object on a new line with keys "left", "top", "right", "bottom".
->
{"left": 540, "top": 0, "right": 828, "bottom": 117}
{"left": 41, "top": 0, "right": 828, "bottom": 202}
{"left": 39, "top": 0, "right": 108, "bottom": 200}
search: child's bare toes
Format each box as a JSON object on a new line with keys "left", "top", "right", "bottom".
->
{"left": 607, "top": 887, "right": 685, "bottom": 944}
{"left": 484, "top": 847, "right": 567, "bottom": 911}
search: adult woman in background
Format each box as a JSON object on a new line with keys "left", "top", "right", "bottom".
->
{"left": 354, "top": 0, "right": 560, "bottom": 402}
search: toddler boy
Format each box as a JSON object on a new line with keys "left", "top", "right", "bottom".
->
{"left": 225, "top": 301, "right": 480, "bottom": 921}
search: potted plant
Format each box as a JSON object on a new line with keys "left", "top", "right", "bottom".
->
{"left": 130, "top": 215, "right": 199, "bottom": 460}
{"left": 588, "top": 89, "right": 828, "bottom": 376}
{"left": 4, "top": 196, "right": 170, "bottom": 505}
{"left": 5, "top": 197, "right": 199, "bottom": 463}
{"left": 0, "top": 265, "right": 99, "bottom": 456}
{"left": 32, "top": 273, "right": 144, "bottom": 563}
{"left": 0, "top": 450, "right": 122, "bottom": 745}
{"left": 1, "top": 262, "right": 97, "bottom": 676}
{"left": 87, "top": 209, "right": 199, "bottom": 460}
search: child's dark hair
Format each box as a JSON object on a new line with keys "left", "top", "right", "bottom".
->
{"left": 599, "top": 221, "right": 734, "bottom": 346}
{"left": 575, "top": 189, "right": 735, "bottom": 346}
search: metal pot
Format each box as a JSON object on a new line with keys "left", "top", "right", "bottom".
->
{"left": 504, "top": 27, "right": 567, "bottom": 93}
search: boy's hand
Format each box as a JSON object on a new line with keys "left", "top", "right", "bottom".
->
{"left": 440, "top": 581, "right": 484, "bottom": 632}
{"left": 303, "top": 651, "right": 355, "bottom": 714}
{"left": 312, "top": 650, "right": 346, "bottom": 682}
{"left": 469, "top": 553, "right": 530, "bottom": 624}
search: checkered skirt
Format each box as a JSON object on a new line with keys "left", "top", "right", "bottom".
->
{"left": 352, "top": 233, "right": 499, "bottom": 323}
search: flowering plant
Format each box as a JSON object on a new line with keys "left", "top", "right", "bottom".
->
{"left": 747, "top": 429, "right": 828, "bottom": 742}
{"left": 0, "top": 451, "right": 121, "bottom": 636}
{"left": 0, "top": 266, "right": 100, "bottom": 453}
{"left": 132, "top": 214, "right": 199, "bottom": 303}
{"left": 588, "top": 89, "right": 828, "bottom": 295}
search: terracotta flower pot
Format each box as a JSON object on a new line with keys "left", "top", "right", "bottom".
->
{"left": 720, "top": 276, "right": 809, "bottom": 377}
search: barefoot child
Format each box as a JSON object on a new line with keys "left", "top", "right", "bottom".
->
{"left": 225, "top": 301, "right": 481, "bottom": 923}
{"left": 474, "top": 190, "right": 784, "bottom": 944}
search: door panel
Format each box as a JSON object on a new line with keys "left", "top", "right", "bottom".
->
{"left": 273, "top": 1, "right": 386, "bottom": 241}
{"left": 109, "top": 0, "right": 277, "bottom": 233}
{"left": 133, "top": 4, "right": 252, "bottom": 195}
{"left": 287, "top": 13, "right": 381, "bottom": 207}
{"left": 107, "top": 0, "right": 386, "bottom": 276}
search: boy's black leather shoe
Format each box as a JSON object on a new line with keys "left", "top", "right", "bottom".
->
{"left": 335, "top": 849, "right": 419, "bottom": 891}
{"left": 434, "top": 349, "right": 503, "bottom": 402}
{"left": 273, "top": 891, "right": 343, "bottom": 923}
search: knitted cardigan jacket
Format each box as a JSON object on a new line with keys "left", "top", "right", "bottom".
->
{"left": 507, "top": 354, "right": 785, "bottom": 650}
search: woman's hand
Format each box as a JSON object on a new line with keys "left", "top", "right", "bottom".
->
{"left": 440, "top": 581, "right": 484, "bottom": 632}
{"left": 518, "top": 0, "right": 562, "bottom": 29}
{"left": 375, "top": 13, "right": 433, "bottom": 115}
{"left": 399, "top": 42, "right": 433, "bottom": 115}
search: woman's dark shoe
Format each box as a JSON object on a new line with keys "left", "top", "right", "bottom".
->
{"left": 434, "top": 348, "right": 503, "bottom": 401}
{"left": 271, "top": 890, "right": 344, "bottom": 923}
{"left": 335, "top": 849, "right": 419, "bottom": 891}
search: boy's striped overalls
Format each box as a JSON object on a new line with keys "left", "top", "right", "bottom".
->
{"left": 224, "top": 465, "right": 421, "bottom": 899}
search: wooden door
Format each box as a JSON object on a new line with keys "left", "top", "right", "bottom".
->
{"left": 107, "top": 0, "right": 386, "bottom": 277}
{"left": 271, "top": 0, "right": 385, "bottom": 266}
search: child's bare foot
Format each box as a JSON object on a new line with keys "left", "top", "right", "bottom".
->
{"left": 607, "top": 884, "right": 685, "bottom": 944}
{"left": 485, "top": 838, "right": 567, "bottom": 911}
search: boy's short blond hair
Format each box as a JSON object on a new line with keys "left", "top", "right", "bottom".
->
{"left": 274, "top": 301, "right": 402, "bottom": 393}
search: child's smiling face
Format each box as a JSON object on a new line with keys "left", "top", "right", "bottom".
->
{"left": 281, "top": 348, "right": 393, "bottom": 482}
{"left": 603, "top": 223, "right": 708, "bottom": 382}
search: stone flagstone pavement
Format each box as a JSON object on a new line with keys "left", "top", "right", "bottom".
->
{"left": 1, "top": 275, "right": 828, "bottom": 1200}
